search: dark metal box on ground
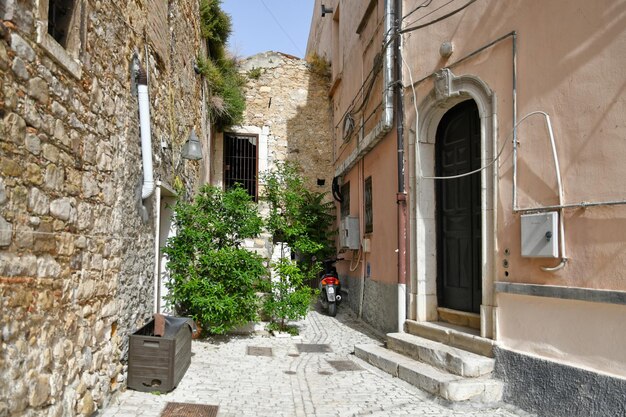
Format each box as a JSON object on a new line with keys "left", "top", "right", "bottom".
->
{"left": 127, "top": 317, "right": 193, "bottom": 393}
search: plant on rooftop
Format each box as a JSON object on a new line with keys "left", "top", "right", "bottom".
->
{"left": 163, "top": 184, "right": 266, "bottom": 335}
{"left": 247, "top": 67, "right": 263, "bottom": 80}
{"left": 198, "top": 0, "right": 245, "bottom": 130}
{"left": 306, "top": 52, "right": 331, "bottom": 79}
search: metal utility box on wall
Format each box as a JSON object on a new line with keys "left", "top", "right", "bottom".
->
{"left": 339, "top": 216, "right": 360, "bottom": 250}
{"left": 521, "top": 212, "right": 559, "bottom": 258}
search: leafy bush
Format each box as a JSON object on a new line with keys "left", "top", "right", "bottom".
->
{"left": 247, "top": 67, "right": 263, "bottom": 80}
{"left": 163, "top": 185, "right": 266, "bottom": 335}
{"left": 198, "top": 0, "right": 245, "bottom": 130}
{"left": 200, "top": 0, "right": 231, "bottom": 60}
{"left": 264, "top": 258, "right": 316, "bottom": 331}
{"left": 263, "top": 162, "right": 335, "bottom": 271}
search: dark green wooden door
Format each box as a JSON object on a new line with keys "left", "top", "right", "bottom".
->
{"left": 436, "top": 100, "right": 482, "bottom": 314}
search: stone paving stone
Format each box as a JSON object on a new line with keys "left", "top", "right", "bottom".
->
{"left": 100, "top": 308, "right": 535, "bottom": 417}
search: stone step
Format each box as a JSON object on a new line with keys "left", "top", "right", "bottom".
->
{"left": 386, "top": 332, "right": 495, "bottom": 377}
{"left": 405, "top": 320, "right": 495, "bottom": 358}
{"left": 355, "top": 344, "right": 503, "bottom": 403}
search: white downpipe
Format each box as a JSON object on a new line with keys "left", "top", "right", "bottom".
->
{"left": 138, "top": 71, "right": 155, "bottom": 200}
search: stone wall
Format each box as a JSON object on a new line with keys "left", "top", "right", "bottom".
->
{"left": 213, "top": 51, "right": 334, "bottom": 259}
{"left": 0, "top": 1, "right": 207, "bottom": 415}
{"left": 238, "top": 52, "right": 333, "bottom": 192}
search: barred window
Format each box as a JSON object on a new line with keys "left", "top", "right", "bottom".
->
{"left": 223, "top": 133, "right": 258, "bottom": 201}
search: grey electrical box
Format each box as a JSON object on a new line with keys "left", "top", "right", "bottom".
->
{"left": 339, "top": 216, "right": 360, "bottom": 250}
{"left": 521, "top": 212, "right": 559, "bottom": 258}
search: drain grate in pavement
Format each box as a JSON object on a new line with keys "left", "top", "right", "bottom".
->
{"left": 247, "top": 346, "right": 273, "bottom": 357}
{"left": 160, "top": 402, "right": 218, "bottom": 417}
{"left": 295, "top": 343, "right": 332, "bottom": 353}
{"left": 284, "top": 370, "right": 296, "bottom": 375}
{"left": 327, "top": 360, "right": 363, "bottom": 372}
{"left": 318, "top": 370, "right": 333, "bottom": 375}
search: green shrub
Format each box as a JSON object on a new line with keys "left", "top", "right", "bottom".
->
{"left": 264, "top": 258, "right": 316, "bottom": 331}
{"left": 200, "top": 0, "right": 231, "bottom": 60}
{"left": 247, "top": 67, "right": 263, "bottom": 80}
{"left": 198, "top": 0, "right": 245, "bottom": 130}
{"left": 263, "top": 162, "right": 335, "bottom": 271}
{"left": 163, "top": 184, "right": 266, "bottom": 335}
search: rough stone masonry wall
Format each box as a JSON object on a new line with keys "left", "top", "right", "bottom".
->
{"left": 233, "top": 52, "right": 334, "bottom": 259}
{"left": 0, "top": 1, "right": 205, "bottom": 416}
{"left": 239, "top": 52, "right": 333, "bottom": 192}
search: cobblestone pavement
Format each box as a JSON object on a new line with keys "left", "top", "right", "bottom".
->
{"left": 101, "top": 307, "right": 534, "bottom": 417}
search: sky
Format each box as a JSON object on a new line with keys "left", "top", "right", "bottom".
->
{"left": 221, "top": 0, "right": 315, "bottom": 59}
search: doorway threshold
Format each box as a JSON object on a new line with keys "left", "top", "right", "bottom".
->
{"left": 405, "top": 319, "right": 494, "bottom": 357}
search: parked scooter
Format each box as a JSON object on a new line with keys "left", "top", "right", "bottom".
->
{"left": 318, "top": 258, "right": 342, "bottom": 317}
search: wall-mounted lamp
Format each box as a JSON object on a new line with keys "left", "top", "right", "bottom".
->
{"left": 321, "top": 4, "right": 334, "bottom": 17}
{"left": 180, "top": 129, "right": 203, "bottom": 161}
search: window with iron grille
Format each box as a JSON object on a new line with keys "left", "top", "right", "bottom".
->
{"left": 223, "top": 133, "right": 258, "bottom": 201}
{"left": 340, "top": 182, "right": 350, "bottom": 218}
{"left": 365, "top": 176, "right": 373, "bottom": 233}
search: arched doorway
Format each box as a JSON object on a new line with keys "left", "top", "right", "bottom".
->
{"left": 435, "top": 100, "right": 481, "bottom": 313}
{"left": 410, "top": 69, "right": 497, "bottom": 338}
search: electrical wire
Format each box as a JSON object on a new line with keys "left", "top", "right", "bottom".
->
{"left": 402, "top": 53, "right": 554, "bottom": 181}
{"left": 404, "top": 0, "right": 455, "bottom": 27}
{"left": 349, "top": 247, "right": 362, "bottom": 272}
{"left": 403, "top": 0, "right": 434, "bottom": 20}
{"left": 259, "top": 0, "right": 303, "bottom": 56}
{"left": 400, "top": 0, "right": 477, "bottom": 34}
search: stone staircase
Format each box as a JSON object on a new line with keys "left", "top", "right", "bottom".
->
{"left": 355, "top": 320, "right": 503, "bottom": 403}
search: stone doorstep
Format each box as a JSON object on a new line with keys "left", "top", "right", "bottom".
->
{"left": 386, "top": 332, "right": 495, "bottom": 378}
{"left": 405, "top": 320, "right": 495, "bottom": 358}
{"left": 355, "top": 344, "right": 503, "bottom": 403}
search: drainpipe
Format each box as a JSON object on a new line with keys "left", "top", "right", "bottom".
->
{"left": 394, "top": 0, "right": 407, "bottom": 333}
{"left": 137, "top": 66, "right": 155, "bottom": 199}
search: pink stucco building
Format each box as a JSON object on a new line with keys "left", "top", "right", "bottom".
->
{"left": 307, "top": 1, "right": 626, "bottom": 414}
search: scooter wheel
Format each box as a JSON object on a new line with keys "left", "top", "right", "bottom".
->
{"left": 328, "top": 302, "right": 337, "bottom": 317}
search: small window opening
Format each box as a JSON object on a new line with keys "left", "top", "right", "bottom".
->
{"left": 223, "top": 133, "right": 258, "bottom": 201}
{"left": 340, "top": 182, "right": 350, "bottom": 218}
{"left": 364, "top": 176, "right": 373, "bottom": 234}
{"left": 48, "top": 0, "right": 76, "bottom": 48}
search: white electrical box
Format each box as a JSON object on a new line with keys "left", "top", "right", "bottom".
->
{"left": 339, "top": 216, "right": 360, "bottom": 250}
{"left": 521, "top": 212, "right": 559, "bottom": 258}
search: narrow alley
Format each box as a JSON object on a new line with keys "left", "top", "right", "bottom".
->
{"left": 101, "top": 309, "right": 533, "bottom": 417}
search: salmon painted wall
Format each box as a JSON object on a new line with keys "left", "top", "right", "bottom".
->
{"left": 308, "top": 0, "right": 401, "bottom": 286}
{"left": 401, "top": 0, "right": 626, "bottom": 375}
{"left": 402, "top": 0, "right": 626, "bottom": 290}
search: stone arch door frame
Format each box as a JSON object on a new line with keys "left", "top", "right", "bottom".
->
{"left": 409, "top": 69, "right": 498, "bottom": 339}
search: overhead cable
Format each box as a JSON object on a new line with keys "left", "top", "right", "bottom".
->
{"left": 400, "top": 0, "right": 478, "bottom": 34}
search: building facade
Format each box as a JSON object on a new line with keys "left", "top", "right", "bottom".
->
{"left": 210, "top": 51, "right": 334, "bottom": 259}
{"left": 0, "top": 1, "right": 209, "bottom": 415}
{"left": 308, "top": 0, "right": 626, "bottom": 415}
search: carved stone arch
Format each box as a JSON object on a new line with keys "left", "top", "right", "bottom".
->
{"left": 409, "top": 69, "right": 498, "bottom": 339}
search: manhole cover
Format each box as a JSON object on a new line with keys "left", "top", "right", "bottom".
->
{"left": 296, "top": 343, "right": 332, "bottom": 353}
{"left": 160, "top": 402, "right": 218, "bottom": 417}
{"left": 327, "top": 360, "right": 363, "bottom": 372}
{"left": 247, "top": 346, "right": 273, "bottom": 357}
